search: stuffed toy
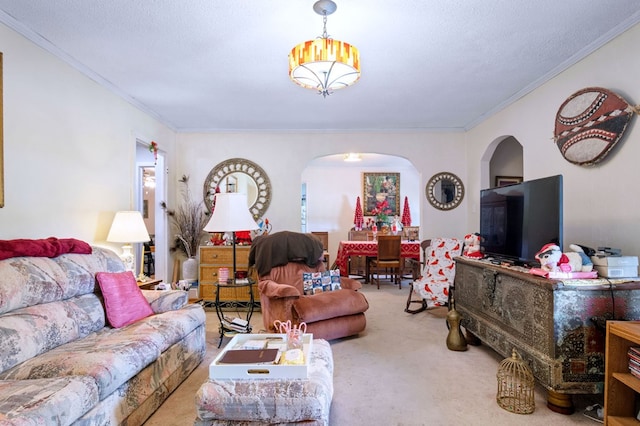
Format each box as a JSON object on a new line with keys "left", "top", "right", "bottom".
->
{"left": 462, "top": 233, "right": 483, "bottom": 259}
{"left": 535, "top": 244, "right": 567, "bottom": 272}
{"left": 568, "top": 244, "right": 594, "bottom": 272}
{"left": 535, "top": 243, "right": 593, "bottom": 272}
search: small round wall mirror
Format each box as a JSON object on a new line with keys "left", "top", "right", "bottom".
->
{"left": 426, "top": 172, "right": 464, "bottom": 211}
{"left": 203, "top": 158, "right": 271, "bottom": 219}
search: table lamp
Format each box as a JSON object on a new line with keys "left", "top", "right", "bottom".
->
{"left": 107, "top": 210, "right": 150, "bottom": 278}
{"left": 203, "top": 193, "right": 258, "bottom": 283}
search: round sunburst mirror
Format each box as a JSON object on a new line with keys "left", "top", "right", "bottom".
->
{"left": 426, "top": 172, "right": 464, "bottom": 211}
{"left": 202, "top": 158, "right": 271, "bottom": 219}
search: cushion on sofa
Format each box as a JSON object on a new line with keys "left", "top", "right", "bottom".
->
{"left": 0, "top": 376, "right": 99, "bottom": 426}
{"left": 120, "top": 304, "right": 206, "bottom": 354}
{"left": 258, "top": 280, "right": 302, "bottom": 299}
{"left": 142, "top": 289, "right": 188, "bottom": 313}
{"left": 0, "top": 247, "right": 124, "bottom": 316}
{"left": 96, "top": 271, "right": 154, "bottom": 328}
{"left": 292, "top": 289, "right": 369, "bottom": 323}
{"left": 0, "top": 294, "right": 106, "bottom": 374}
{"left": 335, "top": 276, "right": 362, "bottom": 291}
{"left": 75, "top": 324, "right": 206, "bottom": 425}
{"left": 0, "top": 326, "right": 159, "bottom": 400}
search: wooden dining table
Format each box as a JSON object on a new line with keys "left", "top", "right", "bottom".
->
{"left": 335, "top": 240, "right": 421, "bottom": 279}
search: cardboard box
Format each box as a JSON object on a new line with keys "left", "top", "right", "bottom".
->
{"left": 188, "top": 282, "right": 199, "bottom": 299}
{"left": 595, "top": 265, "right": 639, "bottom": 278}
{"left": 210, "top": 333, "right": 313, "bottom": 380}
{"left": 591, "top": 256, "right": 638, "bottom": 267}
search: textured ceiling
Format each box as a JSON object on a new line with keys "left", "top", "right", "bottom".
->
{"left": 1, "top": 1, "right": 640, "bottom": 132}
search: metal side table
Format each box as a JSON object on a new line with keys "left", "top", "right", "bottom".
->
{"left": 214, "top": 279, "right": 256, "bottom": 347}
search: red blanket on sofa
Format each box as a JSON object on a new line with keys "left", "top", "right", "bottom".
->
{"left": 0, "top": 237, "right": 92, "bottom": 260}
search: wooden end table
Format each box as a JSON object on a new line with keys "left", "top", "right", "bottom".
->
{"left": 137, "top": 278, "right": 162, "bottom": 290}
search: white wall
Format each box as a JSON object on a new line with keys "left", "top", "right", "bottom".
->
{"left": 175, "top": 132, "right": 469, "bottom": 257}
{"left": 0, "top": 23, "right": 176, "bottom": 278}
{"left": 466, "top": 23, "right": 640, "bottom": 255}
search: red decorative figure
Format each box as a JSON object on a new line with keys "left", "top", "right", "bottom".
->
{"left": 149, "top": 141, "right": 158, "bottom": 164}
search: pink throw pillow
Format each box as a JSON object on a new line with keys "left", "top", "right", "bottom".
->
{"left": 96, "top": 271, "right": 154, "bottom": 328}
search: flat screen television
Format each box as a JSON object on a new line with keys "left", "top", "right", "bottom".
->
{"left": 479, "top": 175, "right": 563, "bottom": 267}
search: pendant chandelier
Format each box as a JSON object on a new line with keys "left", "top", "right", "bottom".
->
{"left": 289, "top": 0, "right": 360, "bottom": 98}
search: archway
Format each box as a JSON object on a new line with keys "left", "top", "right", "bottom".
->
{"left": 301, "top": 153, "right": 420, "bottom": 263}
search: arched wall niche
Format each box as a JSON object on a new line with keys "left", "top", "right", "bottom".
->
{"left": 480, "top": 135, "right": 523, "bottom": 190}
{"left": 490, "top": 137, "right": 524, "bottom": 187}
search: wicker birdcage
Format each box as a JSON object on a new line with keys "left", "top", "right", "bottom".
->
{"left": 496, "top": 348, "right": 535, "bottom": 414}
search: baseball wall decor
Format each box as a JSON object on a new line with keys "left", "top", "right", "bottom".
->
{"left": 554, "top": 87, "right": 638, "bottom": 166}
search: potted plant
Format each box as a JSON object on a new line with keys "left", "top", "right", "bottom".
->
{"left": 160, "top": 175, "right": 209, "bottom": 281}
{"left": 371, "top": 199, "right": 392, "bottom": 228}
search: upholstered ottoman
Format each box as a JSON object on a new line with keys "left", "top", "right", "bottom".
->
{"left": 194, "top": 339, "right": 333, "bottom": 426}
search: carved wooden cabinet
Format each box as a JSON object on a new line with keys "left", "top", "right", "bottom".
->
{"left": 199, "top": 246, "right": 259, "bottom": 308}
{"left": 453, "top": 257, "right": 640, "bottom": 414}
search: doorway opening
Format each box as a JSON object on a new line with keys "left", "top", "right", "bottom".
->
{"left": 135, "top": 141, "right": 167, "bottom": 282}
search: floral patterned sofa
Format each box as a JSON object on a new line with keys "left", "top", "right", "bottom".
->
{"left": 0, "top": 245, "right": 206, "bottom": 425}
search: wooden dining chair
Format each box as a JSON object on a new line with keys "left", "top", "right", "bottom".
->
{"left": 311, "top": 231, "right": 330, "bottom": 268}
{"left": 347, "top": 229, "right": 373, "bottom": 279}
{"left": 369, "top": 235, "right": 403, "bottom": 289}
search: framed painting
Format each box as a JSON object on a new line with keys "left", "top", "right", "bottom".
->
{"left": 403, "top": 226, "right": 420, "bottom": 241}
{"left": 362, "top": 172, "right": 400, "bottom": 216}
{"left": 495, "top": 176, "right": 522, "bottom": 187}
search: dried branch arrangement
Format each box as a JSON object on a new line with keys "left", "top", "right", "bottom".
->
{"left": 160, "top": 175, "right": 209, "bottom": 258}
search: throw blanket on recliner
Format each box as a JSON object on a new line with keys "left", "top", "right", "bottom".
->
{"left": 0, "top": 237, "right": 92, "bottom": 260}
{"left": 249, "top": 231, "right": 324, "bottom": 276}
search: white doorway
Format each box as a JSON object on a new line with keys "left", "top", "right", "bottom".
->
{"left": 135, "top": 141, "right": 167, "bottom": 282}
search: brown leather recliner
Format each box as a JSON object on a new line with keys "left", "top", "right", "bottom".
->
{"left": 251, "top": 231, "right": 369, "bottom": 340}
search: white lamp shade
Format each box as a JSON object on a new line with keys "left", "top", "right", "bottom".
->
{"left": 107, "top": 211, "right": 150, "bottom": 243}
{"left": 203, "top": 193, "right": 259, "bottom": 232}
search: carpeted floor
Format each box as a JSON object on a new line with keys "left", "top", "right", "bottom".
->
{"left": 144, "top": 279, "right": 602, "bottom": 425}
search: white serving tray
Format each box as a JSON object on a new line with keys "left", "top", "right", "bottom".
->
{"left": 209, "top": 333, "right": 313, "bottom": 380}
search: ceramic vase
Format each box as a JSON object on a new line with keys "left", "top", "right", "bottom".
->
{"left": 182, "top": 257, "right": 198, "bottom": 281}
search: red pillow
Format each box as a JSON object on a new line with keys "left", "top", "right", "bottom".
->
{"left": 96, "top": 271, "right": 154, "bottom": 328}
